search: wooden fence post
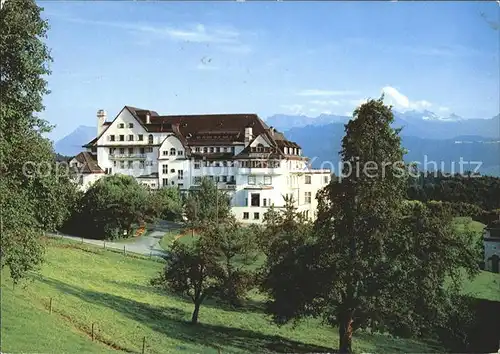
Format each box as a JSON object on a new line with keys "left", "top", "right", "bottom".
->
{"left": 91, "top": 322, "right": 95, "bottom": 341}
{"left": 123, "top": 245, "right": 126, "bottom": 255}
{"left": 103, "top": 241, "right": 106, "bottom": 249}
{"left": 49, "top": 297, "right": 53, "bottom": 314}
{"left": 142, "top": 336, "right": 146, "bottom": 354}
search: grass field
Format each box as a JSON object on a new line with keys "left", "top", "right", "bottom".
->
{"left": 452, "top": 216, "right": 485, "bottom": 240}
{"left": 1, "top": 237, "right": 448, "bottom": 354}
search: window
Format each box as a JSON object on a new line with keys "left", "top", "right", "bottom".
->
{"left": 230, "top": 176, "right": 235, "bottom": 183}
{"left": 162, "top": 164, "right": 168, "bottom": 174}
{"left": 118, "top": 123, "right": 124, "bottom": 128}
{"left": 243, "top": 212, "right": 249, "bottom": 220}
{"left": 146, "top": 160, "right": 153, "bottom": 166}
{"left": 195, "top": 147, "right": 200, "bottom": 152}
{"left": 148, "top": 134, "right": 153, "bottom": 144}
{"left": 203, "top": 147, "right": 208, "bottom": 153}
{"left": 128, "top": 147, "right": 134, "bottom": 154}
{"left": 105, "top": 167, "right": 112, "bottom": 174}
{"left": 223, "top": 147, "right": 227, "bottom": 152}
{"left": 178, "top": 184, "right": 184, "bottom": 188}
{"left": 170, "top": 168, "right": 175, "bottom": 173}
{"left": 215, "top": 162, "right": 220, "bottom": 167}
{"left": 194, "top": 162, "right": 201, "bottom": 169}
{"left": 127, "top": 161, "right": 133, "bottom": 168}
{"left": 248, "top": 175, "right": 256, "bottom": 185}
{"left": 178, "top": 170, "right": 183, "bottom": 180}
{"left": 128, "top": 135, "right": 134, "bottom": 141}
{"left": 251, "top": 193, "right": 260, "bottom": 207}
{"left": 215, "top": 176, "right": 220, "bottom": 183}
{"left": 139, "top": 161, "right": 145, "bottom": 168}
{"left": 216, "top": 147, "right": 220, "bottom": 153}
{"left": 119, "top": 135, "right": 124, "bottom": 141}
{"left": 110, "top": 135, "right": 115, "bottom": 141}
{"left": 222, "top": 176, "right": 227, "bottom": 182}
{"left": 128, "top": 123, "right": 134, "bottom": 128}
{"left": 209, "top": 147, "right": 214, "bottom": 153}
{"left": 138, "top": 134, "right": 143, "bottom": 141}
{"left": 178, "top": 150, "right": 183, "bottom": 156}
{"left": 146, "top": 147, "right": 153, "bottom": 153}
{"left": 140, "top": 147, "right": 145, "bottom": 154}
{"left": 264, "top": 176, "right": 272, "bottom": 185}
{"left": 109, "top": 148, "right": 114, "bottom": 154}
{"left": 120, "top": 161, "right": 125, "bottom": 168}
{"left": 113, "top": 161, "right": 117, "bottom": 167}
{"left": 151, "top": 183, "right": 156, "bottom": 188}
{"left": 171, "top": 181, "right": 175, "bottom": 185}
{"left": 170, "top": 148, "right": 176, "bottom": 155}
{"left": 222, "top": 161, "right": 227, "bottom": 167}
{"left": 163, "top": 150, "right": 168, "bottom": 156}
{"left": 305, "top": 192, "right": 312, "bottom": 204}
{"left": 254, "top": 212, "right": 260, "bottom": 220}
{"left": 193, "top": 176, "right": 202, "bottom": 184}
{"left": 305, "top": 175, "right": 312, "bottom": 184}
{"left": 119, "top": 148, "right": 125, "bottom": 154}
{"left": 263, "top": 198, "right": 267, "bottom": 207}
{"left": 163, "top": 178, "right": 168, "bottom": 187}
{"left": 324, "top": 176, "right": 329, "bottom": 184}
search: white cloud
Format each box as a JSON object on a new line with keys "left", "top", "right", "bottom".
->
{"left": 297, "top": 89, "right": 358, "bottom": 97}
{"left": 348, "top": 98, "right": 369, "bottom": 106}
{"left": 54, "top": 15, "right": 250, "bottom": 53}
{"left": 309, "top": 100, "right": 341, "bottom": 106}
{"left": 309, "top": 108, "right": 333, "bottom": 115}
{"left": 438, "top": 106, "right": 450, "bottom": 112}
{"left": 195, "top": 63, "right": 219, "bottom": 71}
{"left": 381, "top": 86, "right": 410, "bottom": 108}
{"left": 381, "top": 86, "right": 433, "bottom": 111}
{"left": 281, "top": 104, "right": 304, "bottom": 115}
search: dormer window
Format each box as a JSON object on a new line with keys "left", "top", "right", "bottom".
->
{"left": 170, "top": 148, "right": 176, "bottom": 155}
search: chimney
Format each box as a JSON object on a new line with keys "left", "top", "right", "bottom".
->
{"left": 269, "top": 126, "right": 274, "bottom": 136}
{"left": 146, "top": 112, "right": 151, "bottom": 124}
{"left": 244, "top": 126, "right": 253, "bottom": 147}
{"left": 97, "top": 109, "right": 107, "bottom": 136}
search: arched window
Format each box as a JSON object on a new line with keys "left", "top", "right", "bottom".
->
{"left": 170, "top": 148, "right": 176, "bottom": 155}
{"left": 148, "top": 135, "right": 153, "bottom": 144}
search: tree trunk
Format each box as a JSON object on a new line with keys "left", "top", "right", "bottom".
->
{"left": 191, "top": 301, "right": 201, "bottom": 324}
{"left": 338, "top": 311, "right": 354, "bottom": 354}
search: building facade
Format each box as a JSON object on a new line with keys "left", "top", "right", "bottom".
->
{"left": 484, "top": 219, "right": 500, "bottom": 273}
{"left": 78, "top": 106, "right": 331, "bottom": 223}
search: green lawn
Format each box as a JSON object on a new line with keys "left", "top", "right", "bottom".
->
{"left": 159, "top": 229, "right": 197, "bottom": 250}
{"left": 452, "top": 216, "right": 485, "bottom": 241}
{"left": 2, "top": 237, "right": 444, "bottom": 353}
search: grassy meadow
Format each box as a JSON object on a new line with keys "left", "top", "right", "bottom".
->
{"left": 1, "top": 237, "right": 448, "bottom": 354}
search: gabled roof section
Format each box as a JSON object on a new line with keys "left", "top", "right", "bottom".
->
{"left": 82, "top": 106, "right": 302, "bottom": 150}
{"left": 73, "top": 152, "right": 104, "bottom": 174}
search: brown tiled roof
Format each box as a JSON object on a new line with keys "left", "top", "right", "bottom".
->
{"left": 74, "top": 152, "right": 104, "bottom": 174}
{"left": 84, "top": 106, "right": 303, "bottom": 151}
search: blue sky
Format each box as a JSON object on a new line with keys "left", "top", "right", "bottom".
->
{"left": 38, "top": 1, "right": 500, "bottom": 141}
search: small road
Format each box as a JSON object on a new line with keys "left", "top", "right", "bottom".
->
{"left": 47, "top": 220, "right": 182, "bottom": 258}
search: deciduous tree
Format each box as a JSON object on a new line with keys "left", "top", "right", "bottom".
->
{"left": 1, "top": 0, "right": 76, "bottom": 283}
{"left": 261, "top": 98, "right": 479, "bottom": 353}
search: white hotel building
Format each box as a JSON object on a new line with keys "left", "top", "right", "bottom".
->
{"left": 71, "top": 106, "right": 331, "bottom": 224}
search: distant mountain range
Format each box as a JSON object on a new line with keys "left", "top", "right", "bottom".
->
{"left": 54, "top": 109, "right": 499, "bottom": 176}
{"left": 285, "top": 124, "right": 500, "bottom": 176}
{"left": 267, "top": 111, "right": 500, "bottom": 140}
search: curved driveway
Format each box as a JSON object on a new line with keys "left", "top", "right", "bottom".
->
{"left": 47, "top": 220, "right": 181, "bottom": 258}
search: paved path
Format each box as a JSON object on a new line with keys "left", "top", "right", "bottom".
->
{"left": 47, "top": 220, "right": 182, "bottom": 258}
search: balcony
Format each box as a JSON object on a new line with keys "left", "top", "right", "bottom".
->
{"left": 109, "top": 154, "right": 147, "bottom": 160}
